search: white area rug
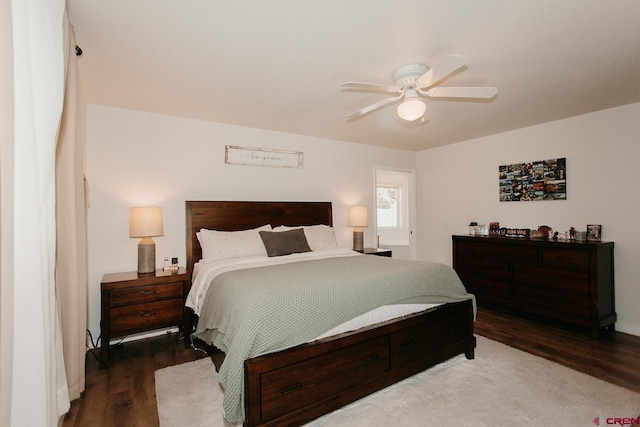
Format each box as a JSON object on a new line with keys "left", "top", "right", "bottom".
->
{"left": 155, "top": 336, "right": 639, "bottom": 426}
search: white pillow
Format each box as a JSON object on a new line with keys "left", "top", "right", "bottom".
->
{"left": 304, "top": 225, "right": 339, "bottom": 251}
{"left": 273, "top": 224, "right": 338, "bottom": 251}
{"left": 198, "top": 224, "right": 272, "bottom": 262}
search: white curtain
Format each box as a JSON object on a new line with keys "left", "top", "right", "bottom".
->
{"left": 4, "top": 0, "right": 72, "bottom": 425}
{"left": 56, "top": 12, "right": 87, "bottom": 403}
{"left": 0, "top": 0, "right": 17, "bottom": 426}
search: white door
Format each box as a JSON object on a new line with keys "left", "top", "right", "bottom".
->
{"left": 373, "top": 167, "right": 416, "bottom": 259}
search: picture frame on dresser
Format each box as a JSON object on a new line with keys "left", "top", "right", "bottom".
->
{"left": 587, "top": 224, "right": 601, "bottom": 241}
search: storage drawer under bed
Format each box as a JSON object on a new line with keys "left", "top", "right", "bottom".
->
{"left": 244, "top": 300, "right": 475, "bottom": 426}
{"left": 390, "top": 307, "right": 470, "bottom": 369}
{"left": 259, "top": 335, "right": 389, "bottom": 422}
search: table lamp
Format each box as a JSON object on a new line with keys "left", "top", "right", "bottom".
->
{"left": 348, "top": 206, "right": 368, "bottom": 252}
{"left": 130, "top": 207, "right": 164, "bottom": 273}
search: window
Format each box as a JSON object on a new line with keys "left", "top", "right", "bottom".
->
{"left": 377, "top": 185, "right": 401, "bottom": 228}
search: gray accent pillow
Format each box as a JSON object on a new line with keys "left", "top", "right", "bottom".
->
{"left": 259, "top": 228, "right": 312, "bottom": 257}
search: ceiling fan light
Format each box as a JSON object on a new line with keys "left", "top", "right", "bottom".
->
{"left": 396, "top": 98, "right": 426, "bottom": 121}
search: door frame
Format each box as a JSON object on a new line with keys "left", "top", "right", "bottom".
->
{"left": 373, "top": 166, "right": 417, "bottom": 259}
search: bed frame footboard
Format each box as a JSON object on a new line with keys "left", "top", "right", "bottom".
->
{"left": 244, "top": 299, "right": 475, "bottom": 427}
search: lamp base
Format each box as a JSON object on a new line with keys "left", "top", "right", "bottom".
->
{"left": 353, "top": 230, "right": 364, "bottom": 252}
{"left": 138, "top": 237, "right": 156, "bottom": 273}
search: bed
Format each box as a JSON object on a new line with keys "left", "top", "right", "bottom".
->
{"left": 184, "top": 200, "right": 476, "bottom": 427}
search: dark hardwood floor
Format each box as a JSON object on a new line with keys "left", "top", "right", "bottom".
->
{"left": 62, "top": 332, "right": 208, "bottom": 427}
{"left": 62, "top": 308, "right": 640, "bottom": 426}
{"left": 473, "top": 306, "right": 640, "bottom": 393}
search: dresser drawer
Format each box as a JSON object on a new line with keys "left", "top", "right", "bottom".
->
{"left": 513, "top": 285, "right": 590, "bottom": 319}
{"left": 513, "top": 264, "right": 589, "bottom": 295}
{"left": 109, "top": 281, "right": 183, "bottom": 307}
{"left": 454, "top": 240, "right": 486, "bottom": 258}
{"left": 541, "top": 248, "right": 589, "bottom": 270}
{"left": 110, "top": 298, "right": 183, "bottom": 334}
{"left": 488, "top": 243, "right": 538, "bottom": 263}
{"left": 260, "top": 335, "right": 389, "bottom": 422}
{"left": 390, "top": 308, "right": 469, "bottom": 369}
{"left": 458, "top": 274, "right": 510, "bottom": 302}
{"left": 455, "top": 257, "right": 510, "bottom": 281}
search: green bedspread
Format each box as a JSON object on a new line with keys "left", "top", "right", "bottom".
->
{"left": 192, "top": 255, "right": 475, "bottom": 425}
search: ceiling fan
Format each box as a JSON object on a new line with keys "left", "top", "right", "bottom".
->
{"left": 342, "top": 55, "right": 497, "bottom": 122}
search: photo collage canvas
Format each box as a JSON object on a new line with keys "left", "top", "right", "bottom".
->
{"left": 499, "top": 158, "right": 566, "bottom": 202}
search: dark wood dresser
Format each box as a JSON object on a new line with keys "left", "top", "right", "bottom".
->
{"left": 452, "top": 235, "right": 615, "bottom": 338}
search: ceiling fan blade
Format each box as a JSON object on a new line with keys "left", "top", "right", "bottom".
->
{"left": 346, "top": 93, "right": 405, "bottom": 120}
{"left": 424, "top": 86, "right": 498, "bottom": 99}
{"left": 341, "top": 82, "right": 402, "bottom": 93}
{"left": 416, "top": 55, "right": 468, "bottom": 88}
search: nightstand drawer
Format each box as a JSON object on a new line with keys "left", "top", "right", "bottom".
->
{"left": 110, "top": 298, "right": 183, "bottom": 334}
{"left": 110, "top": 281, "right": 183, "bottom": 307}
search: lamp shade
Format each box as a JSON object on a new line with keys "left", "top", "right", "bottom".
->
{"left": 396, "top": 98, "right": 426, "bottom": 121}
{"left": 130, "top": 207, "right": 164, "bottom": 238}
{"left": 348, "top": 206, "right": 368, "bottom": 228}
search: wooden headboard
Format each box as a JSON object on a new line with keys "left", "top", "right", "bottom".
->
{"left": 185, "top": 201, "right": 333, "bottom": 276}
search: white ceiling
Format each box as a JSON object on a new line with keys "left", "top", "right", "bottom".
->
{"left": 67, "top": 0, "right": 640, "bottom": 151}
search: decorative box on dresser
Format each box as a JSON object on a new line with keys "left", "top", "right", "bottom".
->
{"left": 452, "top": 235, "right": 615, "bottom": 338}
{"left": 100, "top": 267, "right": 191, "bottom": 364}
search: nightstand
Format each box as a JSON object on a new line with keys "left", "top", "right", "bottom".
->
{"left": 100, "top": 267, "right": 191, "bottom": 364}
{"left": 363, "top": 247, "right": 392, "bottom": 257}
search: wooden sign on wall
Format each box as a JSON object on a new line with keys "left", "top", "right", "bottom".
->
{"left": 225, "top": 145, "right": 304, "bottom": 168}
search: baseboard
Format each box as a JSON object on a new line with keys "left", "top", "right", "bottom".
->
{"left": 614, "top": 323, "right": 640, "bottom": 337}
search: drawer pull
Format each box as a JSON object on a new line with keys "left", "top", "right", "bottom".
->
{"left": 140, "top": 290, "right": 157, "bottom": 295}
{"left": 451, "top": 323, "right": 463, "bottom": 331}
{"left": 400, "top": 340, "right": 416, "bottom": 350}
{"left": 279, "top": 382, "right": 302, "bottom": 395}
{"left": 141, "top": 312, "right": 157, "bottom": 318}
{"left": 362, "top": 355, "right": 379, "bottom": 365}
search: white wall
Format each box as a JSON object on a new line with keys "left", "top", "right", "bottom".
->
{"left": 85, "top": 104, "right": 415, "bottom": 341}
{"left": 86, "top": 102, "right": 640, "bottom": 340}
{"left": 416, "top": 102, "right": 640, "bottom": 336}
